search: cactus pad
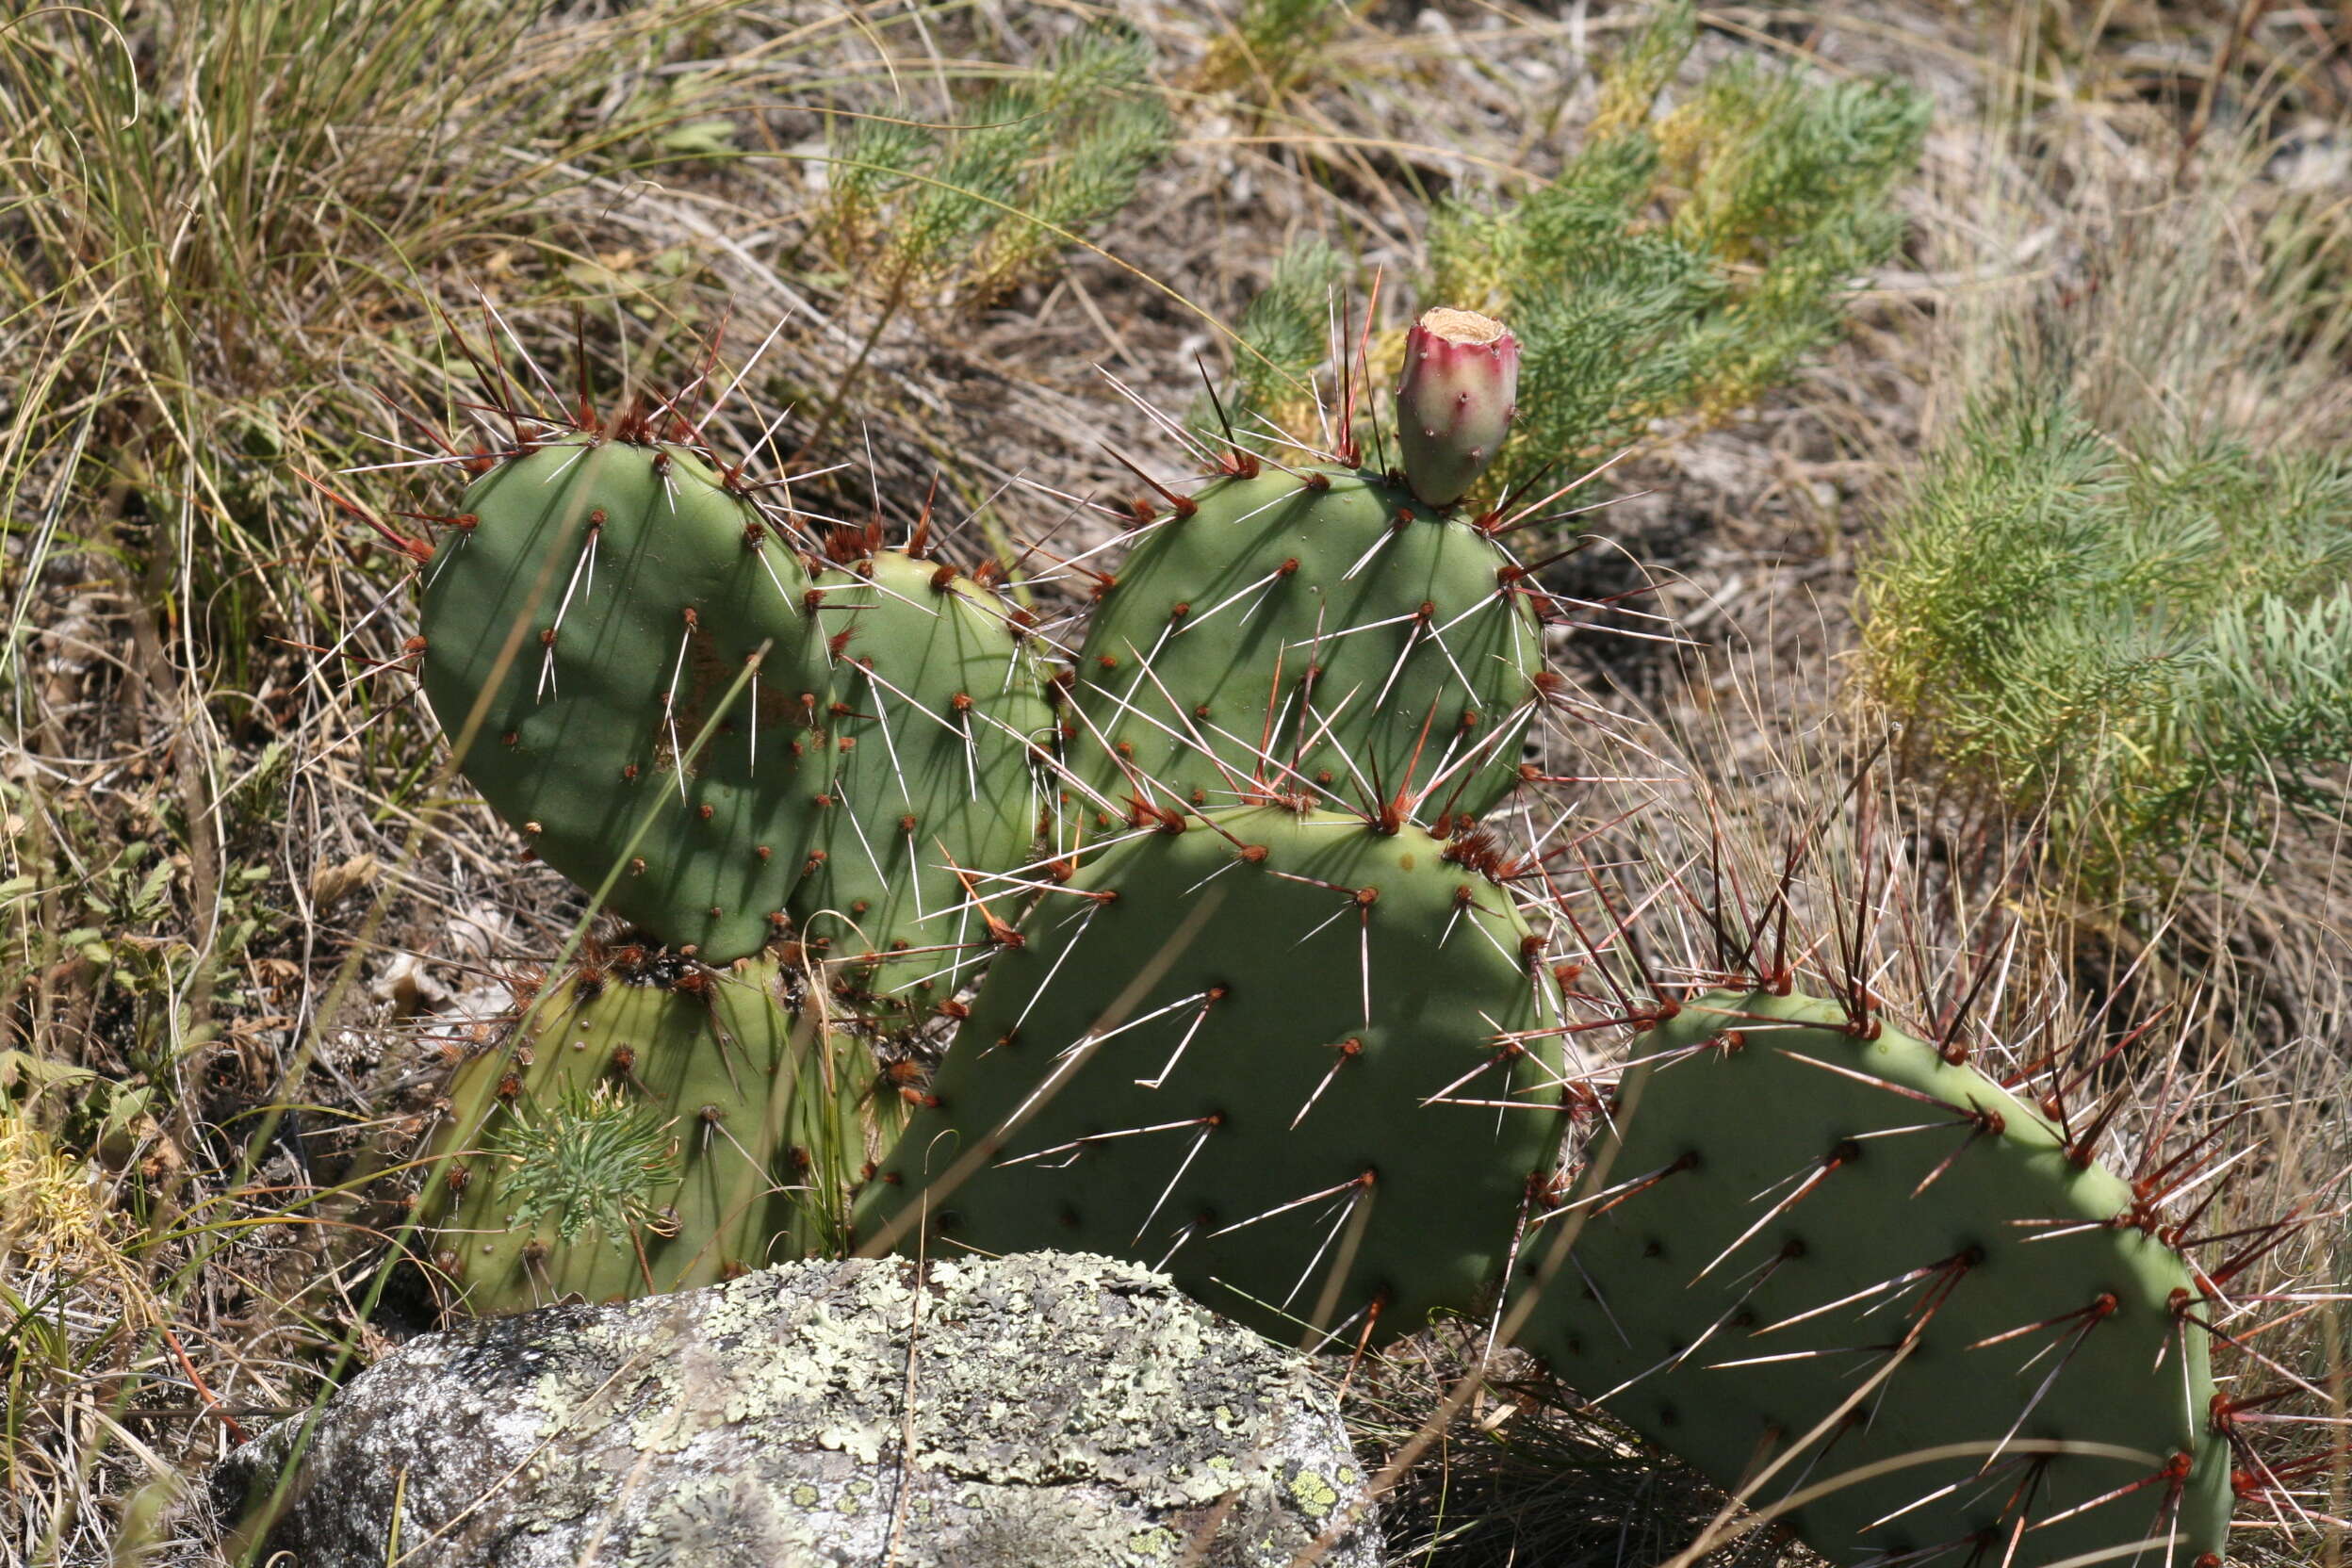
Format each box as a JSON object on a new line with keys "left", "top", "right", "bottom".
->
{"left": 857, "top": 805, "right": 1567, "bottom": 1343}
{"left": 1069, "top": 469, "right": 1542, "bottom": 826}
{"left": 419, "top": 436, "right": 830, "bottom": 962}
{"left": 799, "top": 549, "right": 1054, "bottom": 1013}
{"left": 1515, "top": 989, "right": 2230, "bottom": 1566}
{"left": 419, "top": 440, "right": 1053, "bottom": 981}
{"left": 426, "top": 953, "right": 899, "bottom": 1315}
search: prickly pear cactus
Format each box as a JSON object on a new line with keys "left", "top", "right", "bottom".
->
{"left": 800, "top": 549, "right": 1054, "bottom": 1015}
{"left": 419, "top": 435, "right": 832, "bottom": 963}
{"left": 1068, "top": 470, "right": 1544, "bottom": 826}
{"left": 426, "top": 952, "right": 903, "bottom": 1315}
{"left": 857, "top": 804, "right": 1567, "bottom": 1343}
{"left": 418, "top": 435, "right": 1054, "bottom": 985}
{"left": 1515, "top": 989, "right": 2230, "bottom": 1566}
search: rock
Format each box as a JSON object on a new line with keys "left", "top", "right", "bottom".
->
{"left": 209, "top": 1251, "right": 1383, "bottom": 1567}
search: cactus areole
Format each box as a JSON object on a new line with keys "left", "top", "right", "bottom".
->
{"left": 1396, "top": 307, "right": 1519, "bottom": 509}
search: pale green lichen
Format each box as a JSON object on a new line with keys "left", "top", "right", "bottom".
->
{"left": 1288, "top": 1467, "right": 1339, "bottom": 1519}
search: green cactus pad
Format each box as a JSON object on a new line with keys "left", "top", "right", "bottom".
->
{"left": 419, "top": 436, "right": 831, "bottom": 962}
{"left": 1069, "top": 468, "right": 1542, "bottom": 825}
{"left": 857, "top": 805, "right": 1567, "bottom": 1343}
{"left": 1515, "top": 989, "right": 2230, "bottom": 1566}
{"left": 425, "top": 954, "right": 901, "bottom": 1315}
{"left": 800, "top": 550, "right": 1054, "bottom": 1013}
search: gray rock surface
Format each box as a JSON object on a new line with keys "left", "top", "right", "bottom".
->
{"left": 210, "top": 1251, "right": 1382, "bottom": 1567}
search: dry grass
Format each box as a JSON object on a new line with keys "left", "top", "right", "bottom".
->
{"left": 3, "top": 0, "right": 2349, "bottom": 1564}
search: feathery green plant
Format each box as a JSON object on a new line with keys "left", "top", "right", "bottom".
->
{"left": 1862, "top": 385, "right": 2352, "bottom": 894}
{"left": 484, "top": 1082, "right": 678, "bottom": 1250}
{"left": 1197, "top": 0, "right": 1348, "bottom": 98}
{"left": 821, "top": 22, "right": 1174, "bottom": 308}
{"left": 1426, "top": 2, "right": 1925, "bottom": 505}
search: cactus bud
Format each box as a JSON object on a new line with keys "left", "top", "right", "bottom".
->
{"left": 1396, "top": 307, "right": 1518, "bottom": 508}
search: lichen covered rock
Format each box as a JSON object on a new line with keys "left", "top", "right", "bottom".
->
{"left": 211, "top": 1252, "right": 1382, "bottom": 1567}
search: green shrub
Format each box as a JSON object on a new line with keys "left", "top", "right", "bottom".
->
{"left": 1198, "top": 4, "right": 1929, "bottom": 498}
{"left": 1860, "top": 384, "right": 2352, "bottom": 894}
{"left": 1426, "top": 3, "right": 1925, "bottom": 502}
{"left": 821, "top": 21, "right": 1174, "bottom": 308}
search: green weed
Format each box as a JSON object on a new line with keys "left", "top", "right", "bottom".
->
{"left": 1861, "top": 72, "right": 2352, "bottom": 911}
{"left": 1429, "top": 3, "right": 1925, "bottom": 503}
{"left": 818, "top": 21, "right": 1175, "bottom": 310}
{"left": 1862, "top": 385, "right": 2352, "bottom": 897}
{"left": 485, "top": 1083, "right": 680, "bottom": 1250}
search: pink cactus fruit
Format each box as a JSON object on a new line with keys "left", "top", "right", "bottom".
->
{"left": 1396, "top": 307, "right": 1519, "bottom": 508}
